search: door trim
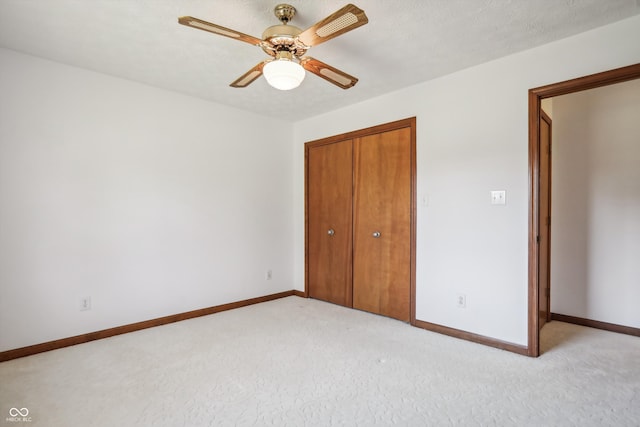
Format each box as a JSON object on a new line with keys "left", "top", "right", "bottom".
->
{"left": 304, "top": 117, "right": 417, "bottom": 324}
{"left": 527, "top": 63, "right": 640, "bottom": 357}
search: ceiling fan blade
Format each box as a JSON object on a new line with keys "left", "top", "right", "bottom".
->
{"left": 300, "top": 57, "right": 358, "bottom": 89}
{"left": 178, "top": 16, "right": 263, "bottom": 46}
{"left": 297, "top": 4, "right": 368, "bottom": 47}
{"left": 230, "top": 62, "right": 266, "bottom": 88}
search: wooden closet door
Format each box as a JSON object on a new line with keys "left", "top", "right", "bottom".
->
{"left": 353, "top": 128, "right": 411, "bottom": 321}
{"left": 307, "top": 140, "right": 353, "bottom": 307}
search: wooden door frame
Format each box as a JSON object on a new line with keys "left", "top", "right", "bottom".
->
{"left": 304, "top": 117, "right": 417, "bottom": 324}
{"left": 527, "top": 63, "right": 640, "bottom": 357}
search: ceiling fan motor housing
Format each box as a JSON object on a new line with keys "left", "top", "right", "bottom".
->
{"left": 261, "top": 4, "right": 308, "bottom": 57}
{"left": 261, "top": 24, "right": 307, "bottom": 57}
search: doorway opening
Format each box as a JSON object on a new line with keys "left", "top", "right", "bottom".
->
{"left": 527, "top": 63, "right": 640, "bottom": 357}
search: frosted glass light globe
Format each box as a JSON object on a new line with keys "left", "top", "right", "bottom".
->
{"left": 263, "top": 59, "right": 305, "bottom": 90}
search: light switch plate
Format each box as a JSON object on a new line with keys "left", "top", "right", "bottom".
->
{"left": 491, "top": 190, "right": 506, "bottom": 205}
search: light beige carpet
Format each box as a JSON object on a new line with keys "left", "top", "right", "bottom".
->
{"left": 1, "top": 296, "right": 639, "bottom": 426}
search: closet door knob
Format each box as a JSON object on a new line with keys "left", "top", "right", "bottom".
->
{"left": 372, "top": 231, "right": 381, "bottom": 238}
{"left": 327, "top": 229, "right": 335, "bottom": 236}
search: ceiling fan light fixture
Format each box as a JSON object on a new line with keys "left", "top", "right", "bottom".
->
{"left": 263, "top": 52, "right": 305, "bottom": 90}
{"left": 179, "top": 4, "right": 368, "bottom": 90}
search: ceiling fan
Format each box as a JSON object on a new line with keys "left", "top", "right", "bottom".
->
{"left": 178, "top": 3, "right": 368, "bottom": 90}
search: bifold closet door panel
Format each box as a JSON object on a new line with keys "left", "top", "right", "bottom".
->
{"left": 353, "top": 128, "right": 411, "bottom": 321}
{"left": 307, "top": 140, "right": 353, "bottom": 307}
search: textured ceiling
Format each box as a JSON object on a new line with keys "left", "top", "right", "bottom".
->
{"left": 1, "top": 0, "right": 639, "bottom": 120}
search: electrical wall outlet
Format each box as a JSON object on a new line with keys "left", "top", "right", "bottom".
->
{"left": 491, "top": 190, "right": 506, "bottom": 205}
{"left": 80, "top": 297, "right": 92, "bottom": 311}
{"left": 456, "top": 294, "right": 466, "bottom": 308}
{"left": 266, "top": 269, "right": 273, "bottom": 280}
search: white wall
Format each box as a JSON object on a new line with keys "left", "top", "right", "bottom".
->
{"left": 551, "top": 79, "right": 640, "bottom": 327}
{"left": 293, "top": 15, "right": 640, "bottom": 345}
{"left": 0, "top": 48, "right": 294, "bottom": 352}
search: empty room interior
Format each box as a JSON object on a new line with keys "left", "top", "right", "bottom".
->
{"left": 1, "top": 1, "right": 639, "bottom": 425}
